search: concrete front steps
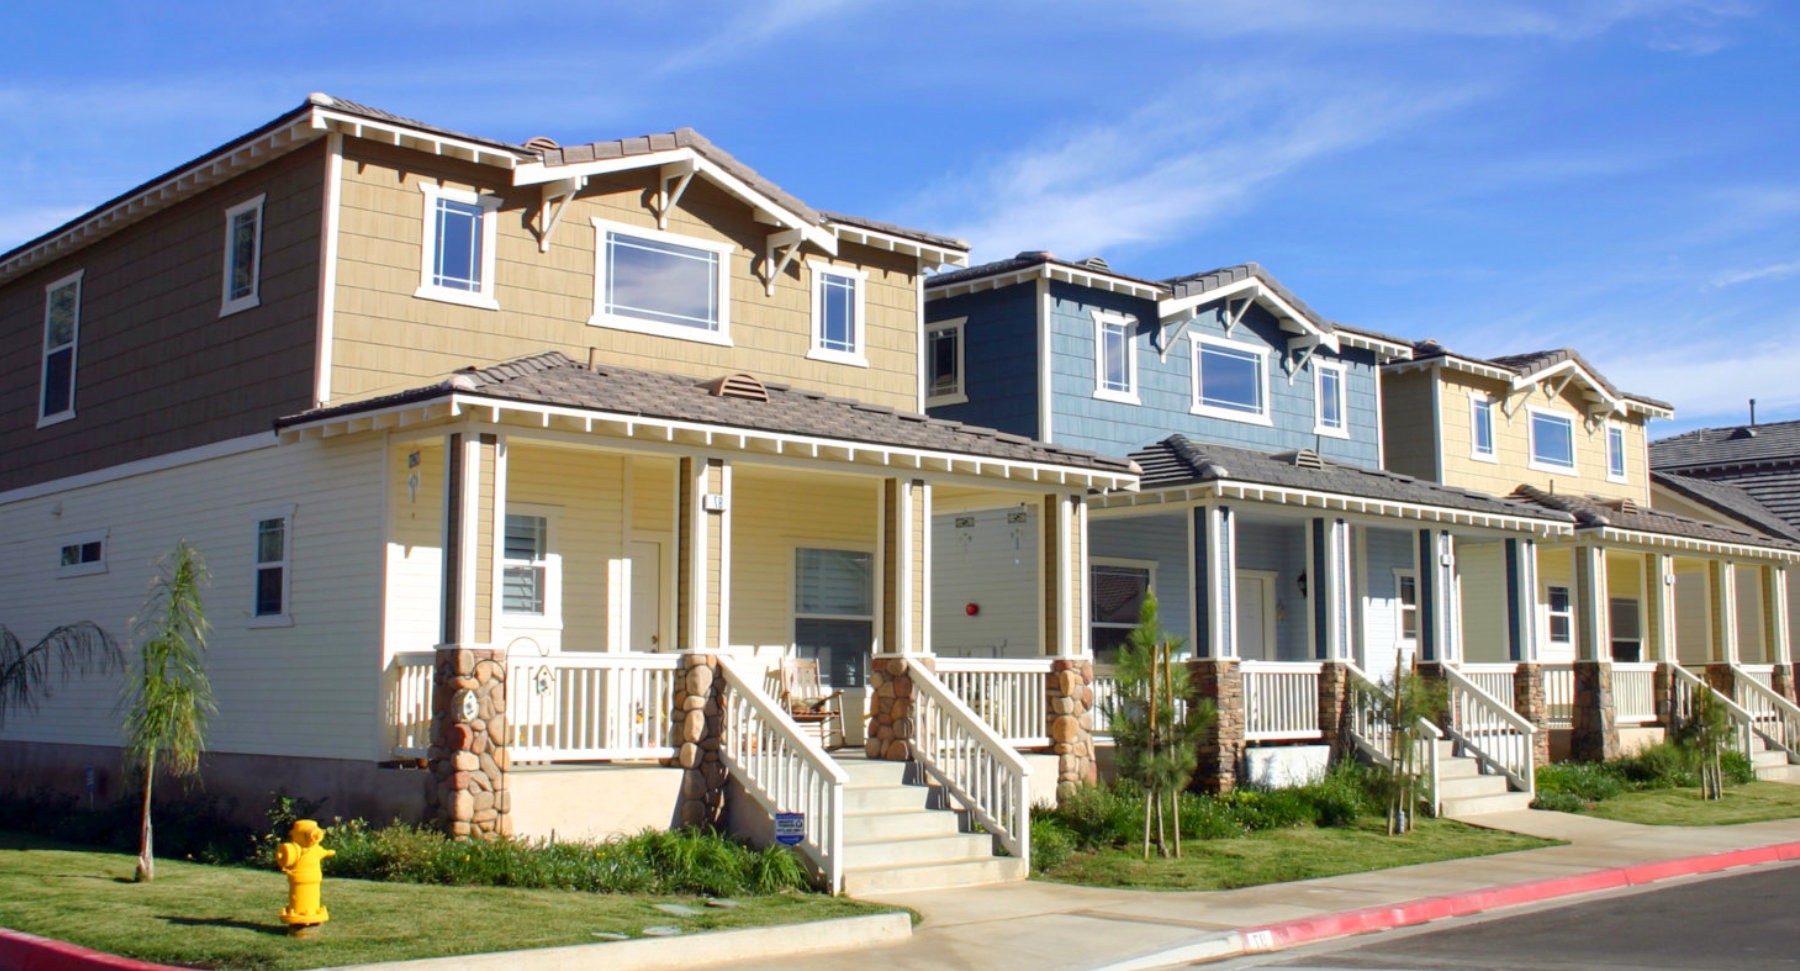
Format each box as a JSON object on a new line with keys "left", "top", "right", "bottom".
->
{"left": 1749, "top": 736, "right": 1800, "bottom": 782}
{"left": 1434, "top": 741, "right": 1535, "bottom": 818}
{"left": 838, "top": 756, "right": 1025, "bottom": 895}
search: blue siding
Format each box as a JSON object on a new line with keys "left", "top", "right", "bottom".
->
{"left": 926, "top": 286, "right": 1039, "bottom": 440}
{"left": 1236, "top": 519, "right": 1310, "bottom": 660}
{"left": 1090, "top": 513, "right": 1191, "bottom": 653}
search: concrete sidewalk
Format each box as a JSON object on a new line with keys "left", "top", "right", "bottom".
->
{"left": 715, "top": 812, "right": 1800, "bottom": 971}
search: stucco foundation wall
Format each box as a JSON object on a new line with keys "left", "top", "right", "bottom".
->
{"left": 508, "top": 765, "right": 682, "bottom": 841}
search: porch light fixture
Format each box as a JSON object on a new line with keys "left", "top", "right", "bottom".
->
{"left": 1296, "top": 571, "right": 1307, "bottom": 598}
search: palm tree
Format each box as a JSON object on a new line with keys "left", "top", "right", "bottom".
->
{"left": 121, "top": 541, "right": 215, "bottom": 882}
{"left": 0, "top": 621, "right": 122, "bottom": 726}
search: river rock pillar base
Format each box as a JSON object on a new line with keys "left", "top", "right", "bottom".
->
{"left": 1317, "top": 661, "right": 1350, "bottom": 758}
{"left": 1513, "top": 663, "right": 1552, "bottom": 768}
{"left": 1571, "top": 660, "right": 1619, "bottom": 763}
{"left": 1189, "top": 658, "right": 1243, "bottom": 794}
{"left": 428, "top": 646, "right": 511, "bottom": 840}
{"left": 1048, "top": 658, "right": 1097, "bottom": 795}
{"left": 1779, "top": 665, "right": 1799, "bottom": 705}
{"left": 867, "top": 656, "right": 929, "bottom": 761}
{"left": 671, "top": 653, "right": 727, "bottom": 829}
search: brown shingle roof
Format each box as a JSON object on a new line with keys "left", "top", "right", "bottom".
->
{"left": 1652, "top": 472, "right": 1800, "bottom": 544}
{"left": 1509, "top": 484, "right": 1799, "bottom": 551}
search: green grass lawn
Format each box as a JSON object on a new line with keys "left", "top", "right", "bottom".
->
{"left": 0, "top": 833, "right": 888, "bottom": 971}
{"left": 1035, "top": 818, "right": 1557, "bottom": 891}
{"left": 1577, "top": 782, "right": 1800, "bottom": 826}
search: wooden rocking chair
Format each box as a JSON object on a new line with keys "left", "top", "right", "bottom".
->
{"left": 778, "top": 658, "right": 845, "bottom": 750}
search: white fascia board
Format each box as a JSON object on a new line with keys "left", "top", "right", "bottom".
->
{"left": 1625, "top": 398, "right": 1676, "bottom": 420}
{"left": 1511, "top": 359, "right": 1621, "bottom": 412}
{"left": 1337, "top": 331, "right": 1413, "bottom": 360}
{"left": 1157, "top": 276, "right": 1261, "bottom": 321}
{"left": 832, "top": 224, "right": 969, "bottom": 270}
{"left": 312, "top": 109, "right": 522, "bottom": 169}
{"left": 1593, "top": 526, "right": 1800, "bottom": 564}
{"left": 1088, "top": 478, "right": 1573, "bottom": 536}
{"left": 1158, "top": 277, "right": 1337, "bottom": 350}
{"left": 513, "top": 147, "right": 697, "bottom": 186}
{"left": 927, "top": 264, "right": 1161, "bottom": 301}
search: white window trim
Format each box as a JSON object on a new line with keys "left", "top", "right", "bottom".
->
{"left": 1091, "top": 557, "right": 1157, "bottom": 638}
{"left": 1606, "top": 423, "right": 1629, "bottom": 484}
{"left": 805, "top": 260, "right": 869, "bottom": 367}
{"left": 1545, "top": 583, "right": 1574, "bottom": 646}
{"left": 1091, "top": 310, "right": 1140, "bottom": 405}
{"left": 1313, "top": 361, "right": 1350, "bottom": 438}
{"left": 219, "top": 193, "right": 266, "bottom": 317}
{"left": 1190, "top": 332, "right": 1273, "bottom": 426}
{"left": 1393, "top": 568, "right": 1419, "bottom": 647}
{"left": 415, "top": 184, "right": 501, "bottom": 310}
{"left": 1469, "top": 393, "right": 1498, "bottom": 463}
{"left": 791, "top": 545, "right": 877, "bottom": 686}
{"left": 1526, "top": 406, "right": 1578, "bottom": 474}
{"left": 248, "top": 503, "right": 296, "bottom": 628}
{"left": 56, "top": 528, "right": 109, "bottom": 578}
{"left": 501, "top": 504, "right": 563, "bottom": 631}
{"left": 925, "top": 317, "right": 967, "bottom": 407}
{"left": 588, "top": 217, "right": 734, "bottom": 346}
{"left": 38, "top": 269, "right": 83, "bottom": 428}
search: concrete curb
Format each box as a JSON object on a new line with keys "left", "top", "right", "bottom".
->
{"left": 1093, "top": 839, "right": 1800, "bottom": 971}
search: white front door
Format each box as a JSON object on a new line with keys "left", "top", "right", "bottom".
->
{"left": 629, "top": 540, "right": 664, "bottom": 652}
{"left": 1236, "top": 572, "right": 1276, "bottom": 660}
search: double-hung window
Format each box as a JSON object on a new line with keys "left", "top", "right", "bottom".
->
{"left": 1606, "top": 425, "right": 1628, "bottom": 482}
{"left": 39, "top": 271, "right": 82, "bottom": 426}
{"left": 416, "top": 184, "right": 500, "bottom": 308}
{"left": 251, "top": 505, "right": 295, "bottom": 626}
{"left": 1091, "top": 561, "right": 1153, "bottom": 664}
{"left": 1528, "top": 409, "right": 1576, "bottom": 473}
{"left": 808, "top": 262, "right": 867, "bottom": 366}
{"left": 591, "top": 219, "right": 733, "bottom": 344}
{"left": 220, "top": 194, "right": 265, "bottom": 316}
{"left": 1470, "top": 396, "right": 1497, "bottom": 461}
{"left": 1546, "top": 585, "right": 1573, "bottom": 645}
{"left": 501, "top": 508, "right": 560, "bottom": 627}
{"left": 1395, "top": 570, "right": 1419, "bottom": 644}
{"left": 56, "top": 529, "right": 108, "bottom": 578}
{"left": 1191, "top": 334, "right": 1270, "bottom": 423}
{"left": 1092, "top": 310, "right": 1138, "bottom": 404}
{"left": 926, "top": 317, "right": 966, "bottom": 406}
{"left": 1314, "top": 362, "right": 1348, "bottom": 437}
{"left": 794, "top": 548, "right": 874, "bottom": 689}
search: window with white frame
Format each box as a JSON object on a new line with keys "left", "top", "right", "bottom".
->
{"left": 40, "top": 271, "right": 82, "bottom": 426}
{"left": 1191, "top": 334, "right": 1269, "bottom": 423}
{"left": 1610, "top": 597, "right": 1641, "bottom": 661}
{"left": 591, "top": 219, "right": 733, "bottom": 343}
{"left": 56, "top": 529, "right": 107, "bottom": 578}
{"left": 1606, "top": 425, "right": 1628, "bottom": 482}
{"left": 251, "top": 506, "right": 294, "bottom": 625}
{"left": 1314, "top": 362, "right": 1348, "bottom": 436}
{"left": 1528, "top": 410, "right": 1577, "bottom": 472}
{"left": 926, "top": 318, "right": 966, "bottom": 405}
{"left": 1470, "top": 395, "right": 1497, "bottom": 461}
{"left": 220, "top": 194, "right": 265, "bottom": 316}
{"left": 1546, "top": 585, "right": 1573, "bottom": 644}
{"left": 1091, "top": 561, "right": 1153, "bottom": 664}
{"left": 794, "top": 548, "right": 874, "bottom": 689}
{"left": 1092, "top": 310, "right": 1138, "bottom": 404}
{"left": 416, "top": 184, "right": 500, "bottom": 308}
{"left": 502, "top": 509, "right": 560, "bottom": 625}
{"left": 808, "top": 261, "right": 867, "bottom": 365}
{"left": 1395, "top": 570, "right": 1419, "bottom": 644}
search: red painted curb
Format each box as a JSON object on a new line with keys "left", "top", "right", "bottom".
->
{"left": 1242, "top": 839, "right": 1800, "bottom": 953}
{"left": 0, "top": 928, "right": 186, "bottom": 971}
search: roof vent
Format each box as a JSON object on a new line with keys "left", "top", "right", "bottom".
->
{"left": 703, "top": 372, "right": 769, "bottom": 402}
{"left": 1015, "top": 250, "right": 1055, "bottom": 261}
{"left": 1081, "top": 256, "right": 1111, "bottom": 271}
{"left": 1290, "top": 448, "right": 1325, "bottom": 470}
{"left": 1730, "top": 426, "right": 1757, "bottom": 440}
{"left": 1617, "top": 498, "right": 1639, "bottom": 514}
{"left": 523, "top": 135, "right": 560, "bottom": 152}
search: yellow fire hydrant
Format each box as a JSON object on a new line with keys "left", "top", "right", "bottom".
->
{"left": 276, "top": 819, "right": 335, "bottom": 934}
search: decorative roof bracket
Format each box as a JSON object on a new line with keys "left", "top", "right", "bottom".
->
{"left": 1222, "top": 294, "right": 1255, "bottom": 335}
{"left": 762, "top": 227, "right": 807, "bottom": 296}
{"left": 1286, "top": 334, "right": 1322, "bottom": 385}
{"left": 655, "top": 159, "right": 698, "bottom": 230}
{"left": 534, "top": 176, "right": 586, "bottom": 253}
{"left": 1157, "top": 307, "right": 1196, "bottom": 360}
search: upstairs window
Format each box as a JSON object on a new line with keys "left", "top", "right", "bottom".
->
{"left": 808, "top": 262, "right": 867, "bottom": 365}
{"left": 417, "top": 185, "right": 500, "bottom": 309}
{"left": 1192, "top": 334, "right": 1269, "bottom": 423}
{"left": 251, "top": 505, "right": 295, "bottom": 626}
{"left": 57, "top": 529, "right": 108, "bottom": 578}
{"left": 1528, "top": 410, "right": 1576, "bottom": 472}
{"left": 591, "top": 219, "right": 733, "bottom": 344}
{"left": 1092, "top": 310, "right": 1138, "bottom": 404}
{"left": 1607, "top": 425, "right": 1628, "bottom": 482}
{"left": 794, "top": 548, "right": 874, "bottom": 688}
{"left": 40, "top": 271, "right": 82, "bottom": 426}
{"left": 220, "top": 194, "right": 265, "bottom": 316}
{"left": 1471, "top": 396, "right": 1496, "bottom": 461}
{"left": 1315, "top": 362, "right": 1347, "bottom": 436}
{"left": 926, "top": 317, "right": 966, "bottom": 406}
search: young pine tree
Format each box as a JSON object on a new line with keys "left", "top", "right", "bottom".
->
{"left": 1105, "top": 591, "right": 1212, "bottom": 859}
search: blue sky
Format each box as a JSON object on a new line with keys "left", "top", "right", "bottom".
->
{"left": 3, "top": 1, "right": 1796, "bottom": 435}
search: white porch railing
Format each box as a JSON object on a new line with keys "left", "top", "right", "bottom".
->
{"left": 1732, "top": 665, "right": 1800, "bottom": 762}
{"left": 935, "top": 657, "right": 1053, "bottom": 747}
{"left": 716, "top": 658, "right": 849, "bottom": 894}
{"left": 1344, "top": 663, "right": 1441, "bottom": 817}
{"left": 1241, "top": 661, "right": 1322, "bottom": 742}
{"left": 1669, "top": 664, "right": 1756, "bottom": 763}
{"left": 508, "top": 653, "right": 681, "bottom": 762}
{"left": 1612, "top": 662, "right": 1660, "bottom": 726}
{"left": 1092, "top": 675, "right": 1119, "bottom": 740}
{"left": 1739, "top": 664, "right": 1776, "bottom": 691}
{"left": 907, "top": 658, "right": 1031, "bottom": 866}
{"left": 1442, "top": 665, "right": 1535, "bottom": 794}
{"left": 1541, "top": 664, "right": 1575, "bottom": 728}
{"left": 385, "top": 652, "right": 436, "bottom": 759}
{"left": 1460, "top": 664, "right": 1517, "bottom": 711}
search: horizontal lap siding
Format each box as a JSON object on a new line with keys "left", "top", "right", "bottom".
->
{"left": 504, "top": 445, "right": 627, "bottom": 654}
{"left": 931, "top": 506, "right": 1042, "bottom": 658}
{"left": 385, "top": 441, "right": 444, "bottom": 660}
{"left": 0, "top": 144, "right": 323, "bottom": 491}
{"left": 0, "top": 438, "right": 384, "bottom": 760}
{"left": 1360, "top": 527, "right": 1415, "bottom": 679}
{"left": 1458, "top": 541, "right": 1507, "bottom": 662}
{"left": 332, "top": 142, "right": 921, "bottom": 411}
{"left": 1090, "top": 512, "right": 1191, "bottom": 651}
{"left": 1236, "top": 519, "right": 1308, "bottom": 660}
{"left": 728, "top": 468, "right": 877, "bottom": 655}
{"left": 1380, "top": 369, "right": 1440, "bottom": 482}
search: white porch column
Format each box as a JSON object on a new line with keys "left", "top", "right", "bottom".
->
{"left": 1041, "top": 492, "right": 1085, "bottom": 658}
{"left": 880, "top": 478, "right": 930, "bottom": 656}
{"left": 1195, "top": 505, "right": 1238, "bottom": 659}
{"left": 1772, "top": 566, "right": 1793, "bottom": 667}
{"left": 441, "top": 431, "right": 497, "bottom": 647}
{"left": 1574, "top": 544, "right": 1610, "bottom": 663}
{"left": 1310, "top": 517, "right": 1351, "bottom": 661}
{"left": 1417, "top": 528, "right": 1456, "bottom": 663}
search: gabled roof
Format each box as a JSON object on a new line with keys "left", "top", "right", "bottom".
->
{"left": 1158, "top": 262, "right": 1337, "bottom": 350}
{"left": 1397, "top": 340, "right": 1672, "bottom": 418}
{"left": 1122, "top": 436, "right": 1573, "bottom": 528}
{"left": 1651, "top": 472, "right": 1800, "bottom": 544}
{"left": 925, "top": 251, "right": 1165, "bottom": 300}
{"left": 1509, "top": 484, "right": 1800, "bottom": 555}
{"left": 276, "top": 352, "right": 1137, "bottom": 484}
{"left": 1651, "top": 418, "right": 1800, "bottom": 470}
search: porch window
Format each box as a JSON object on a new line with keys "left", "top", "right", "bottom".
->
{"left": 1547, "top": 585, "right": 1573, "bottom": 645}
{"left": 503, "top": 513, "right": 549, "bottom": 616}
{"left": 220, "top": 194, "right": 265, "bottom": 316}
{"left": 250, "top": 505, "right": 294, "bottom": 626}
{"left": 417, "top": 185, "right": 500, "bottom": 309}
{"left": 1395, "top": 571, "right": 1419, "bottom": 644}
{"left": 1192, "top": 334, "right": 1269, "bottom": 423}
{"left": 1606, "top": 425, "right": 1628, "bottom": 482}
{"left": 926, "top": 317, "right": 966, "bottom": 405}
{"left": 1471, "top": 396, "right": 1496, "bottom": 461}
{"left": 808, "top": 262, "right": 866, "bottom": 365}
{"left": 1610, "top": 597, "right": 1641, "bottom": 662}
{"left": 1314, "top": 362, "right": 1347, "bottom": 436}
{"left": 1091, "top": 562, "right": 1152, "bottom": 664}
{"left": 1529, "top": 410, "right": 1576, "bottom": 472}
{"left": 592, "top": 219, "right": 732, "bottom": 343}
{"left": 795, "top": 548, "right": 873, "bottom": 689}
{"left": 1093, "top": 310, "right": 1138, "bottom": 403}
{"left": 40, "top": 271, "right": 82, "bottom": 426}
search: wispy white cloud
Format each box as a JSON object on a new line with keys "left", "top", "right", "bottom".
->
{"left": 1105, "top": 0, "right": 1755, "bottom": 43}
{"left": 1609, "top": 336, "right": 1800, "bottom": 426}
{"left": 1707, "top": 259, "right": 1800, "bottom": 288}
{"left": 655, "top": 0, "right": 858, "bottom": 76}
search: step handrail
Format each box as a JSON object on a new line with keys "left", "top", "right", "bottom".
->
{"left": 1343, "top": 663, "right": 1443, "bottom": 818}
{"left": 1440, "top": 664, "right": 1536, "bottom": 795}
{"left": 904, "top": 657, "right": 1031, "bottom": 866}
{"left": 1731, "top": 667, "right": 1800, "bottom": 762}
{"left": 1668, "top": 664, "right": 1756, "bottom": 764}
{"left": 716, "top": 657, "right": 849, "bottom": 894}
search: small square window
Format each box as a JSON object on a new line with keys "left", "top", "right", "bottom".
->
{"left": 40, "top": 271, "right": 83, "bottom": 426}
{"left": 926, "top": 318, "right": 966, "bottom": 406}
{"left": 1192, "top": 335, "right": 1269, "bottom": 423}
{"left": 1092, "top": 311, "right": 1138, "bottom": 403}
{"left": 1315, "top": 363, "right": 1348, "bottom": 437}
{"left": 1606, "top": 425, "right": 1628, "bottom": 482}
{"left": 1470, "top": 396, "right": 1496, "bottom": 461}
{"left": 56, "top": 529, "right": 108, "bottom": 578}
{"left": 1529, "top": 411, "right": 1576, "bottom": 472}
{"left": 220, "top": 195, "right": 265, "bottom": 316}
{"left": 807, "top": 262, "right": 868, "bottom": 366}
{"left": 416, "top": 185, "right": 500, "bottom": 309}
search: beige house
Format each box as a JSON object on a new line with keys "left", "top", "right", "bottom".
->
{"left": 0, "top": 95, "right": 1137, "bottom": 893}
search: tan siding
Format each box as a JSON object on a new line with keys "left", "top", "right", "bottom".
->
{"left": 0, "top": 144, "right": 324, "bottom": 491}
{"left": 330, "top": 142, "right": 923, "bottom": 410}
{"left": 1435, "top": 370, "right": 1653, "bottom": 504}
{"left": 882, "top": 480, "right": 899, "bottom": 652}
{"left": 501, "top": 442, "right": 627, "bottom": 653}
{"left": 729, "top": 467, "right": 877, "bottom": 653}
{"left": 677, "top": 458, "right": 693, "bottom": 649}
{"left": 1380, "top": 369, "right": 1439, "bottom": 482}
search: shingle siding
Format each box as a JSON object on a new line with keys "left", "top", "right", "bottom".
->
{"left": 925, "top": 284, "right": 1041, "bottom": 440}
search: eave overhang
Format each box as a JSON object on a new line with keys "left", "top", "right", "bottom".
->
{"left": 926, "top": 262, "right": 1163, "bottom": 301}
{"left": 1576, "top": 525, "right": 1800, "bottom": 563}
{"left": 1089, "top": 479, "right": 1572, "bottom": 537}
{"left": 1157, "top": 276, "right": 1339, "bottom": 354}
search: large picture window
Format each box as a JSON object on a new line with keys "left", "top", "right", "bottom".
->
{"left": 417, "top": 184, "right": 500, "bottom": 308}
{"left": 40, "top": 271, "right": 82, "bottom": 426}
{"left": 794, "top": 548, "right": 873, "bottom": 688}
{"left": 1191, "top": 335, "right": 1269, "bottom": 422}
{"left": 591, "top": 219, "right": 733, "bottom": 343}
{"left": 1091, "top": 561, "right": 1153, "bottom": 664}
{"left": 1529, "top": 410, "right": 1576, "bottom": 472}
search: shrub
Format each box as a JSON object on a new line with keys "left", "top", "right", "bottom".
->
{"left": 1174, "top": 792, "right": 1245, "bottom": 840}
{"left": 1216, "top": 787, "right": 1315, "bottom": 831}
{"left": 1295, "top": 762, "right": 1374, "bottom": 827}
{"left": 1535, "top": 761, "right": 1626, "bottom": 803}
{"left": 1531, "top": 791, "right": 1588, "bottom": 813}
{"left": 1030, "top": 815, "right": 1079, "bottom": 872}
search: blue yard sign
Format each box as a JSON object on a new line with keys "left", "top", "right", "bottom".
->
{"left": 774, "top": 813, "right": 805, "bottom": 846}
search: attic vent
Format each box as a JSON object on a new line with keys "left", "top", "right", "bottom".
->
{"left": 1730, "top": 426, "right": 1758, "bottom": 440}
{"left": 1015, "top": 250, "right": 1055, "bottom": 261}
{"left": 1617, "top": 498, "right": 1639, "bottom": 514}
{"left": 703, "top": 372, "right": 769, "bottom": 402}
{"left": 1081, "top": 256, "right": 1110, "bottom": 271}
{"left": 1290, "top": 448, "right": 1325, "bottom": 470}
{"left": 523, "top": 135, "right": 560, "bottom": 152}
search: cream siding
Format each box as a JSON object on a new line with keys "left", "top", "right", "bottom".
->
{"left": 385, "top": 440, "right": 444, "bottom": 658}
{"left": 728, "top": 467, "right": 877, "bottom": 655}
{"left": 1457, "top": 540, "right": 1508, "bottom": 662}
{"left": 1737, "top": 563, "right": 1767, "bottom": 662}
{"left": 1431, "top": 370, "right": 1652, "bottom": 504}
{"left": 930, "top": 506, "right": 1042, "bottom": 659}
